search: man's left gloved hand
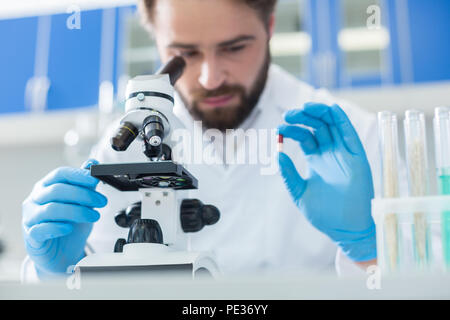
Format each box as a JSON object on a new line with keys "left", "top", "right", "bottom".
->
{"left": 277, "top": 103, "right": 376, "bottom": 262}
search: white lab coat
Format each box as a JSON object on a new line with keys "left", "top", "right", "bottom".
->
{"left": 21, "top": 64, "right": 382, "bottom": 281}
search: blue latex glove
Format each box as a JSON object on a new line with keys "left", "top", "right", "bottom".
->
{"left": 22, "top": 159, "right": 107, "bottom": 277}
{"left": 277, "top": 103, "right": 376, "bottom": 262}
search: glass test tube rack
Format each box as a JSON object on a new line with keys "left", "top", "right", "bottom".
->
{"left": 374, "top": 108, "right": 450, "bottom": 274}
{"left": 372, "top": 195, "right": 450, "bottom": 274}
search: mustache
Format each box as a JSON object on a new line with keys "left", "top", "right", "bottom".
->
{"left": 190, "top": 84, "right": 245, "bottom": 101}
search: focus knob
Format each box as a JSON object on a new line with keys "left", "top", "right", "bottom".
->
{"left": 127, "top": 219, "right": 163, "bottom": 244}
{"left": 180, "top": 199, "right": 220, "bottom": 233}
{"left": 114, "top": 238, "right": 127, "bottom": 253}
{"left": 201, "top": 205, "right": 220, "bottom": 225}
{"left": 125, "top": 202, "right": 141, "bottom": 227}
{"left": 114, "top": 209, "right": 127, "bottom": 228}
{"left": 114, "top": 202, "right": 141, "bottom": 228}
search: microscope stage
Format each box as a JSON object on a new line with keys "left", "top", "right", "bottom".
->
{"left": 90, "top": 161, "right": 198, "bottom": 191}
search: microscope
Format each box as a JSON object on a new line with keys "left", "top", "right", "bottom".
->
{"left": 75, "top": 57, "right": 221, "bottom": 280}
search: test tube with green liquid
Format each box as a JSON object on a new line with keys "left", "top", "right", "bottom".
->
{"left": 378, "top": 111, "right": 401, "bottom": 271}
{"left": 404, "top": 110, "right": 430, "bottom": 268}
{"left": 433, "top": 107, "right": 450, "bottom": 269}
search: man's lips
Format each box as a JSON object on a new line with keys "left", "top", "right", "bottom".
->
{"left": 201, "top": 94, "right": 234, "bottom": 107}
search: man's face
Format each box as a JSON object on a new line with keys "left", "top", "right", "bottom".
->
{"left": 152, "top": 0, "right": 273, "bottom": 131}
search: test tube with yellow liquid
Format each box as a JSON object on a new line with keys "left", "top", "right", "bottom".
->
{"left": 404, "top": 110, "right": 430, "bottom": 268}
{"left": 378, "top": 111, "right": 401, "bottom": 271}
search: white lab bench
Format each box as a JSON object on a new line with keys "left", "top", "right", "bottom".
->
{"left": 1, "top": 272, "right": 449, "bottom": 300}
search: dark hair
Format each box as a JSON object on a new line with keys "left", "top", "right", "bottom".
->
{"left": 138, "top": 0, "right": 277, "bottom": 29}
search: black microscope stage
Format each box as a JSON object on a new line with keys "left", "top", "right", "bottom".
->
{"left": 90, "top": 161, "right": 198, "bottom": 191}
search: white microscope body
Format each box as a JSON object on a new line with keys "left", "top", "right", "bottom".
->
{"left": 75, "top": 57, "right": 220, "bottom": 280}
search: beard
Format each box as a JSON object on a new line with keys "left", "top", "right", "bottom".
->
{"left": 177, "top": 49, "right": 271, "bottom": 131}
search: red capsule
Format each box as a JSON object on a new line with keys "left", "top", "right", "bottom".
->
{"left": 277, "top": 134, "right": 284, "bottom": 152}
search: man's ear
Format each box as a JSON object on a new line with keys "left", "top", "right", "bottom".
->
{"left": 268, "top": 13, "right": 275, "bottom": 39}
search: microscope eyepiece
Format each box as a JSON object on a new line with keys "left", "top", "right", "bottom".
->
{"left": 111, "top": 122, "right": 138, "bottom": 152}
{"left": 156, "top": 56, "right": 186, "bottom": 85}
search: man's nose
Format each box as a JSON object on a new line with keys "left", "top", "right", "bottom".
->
{"left": 198, "top": 55, "right": 226, "bottom": 90}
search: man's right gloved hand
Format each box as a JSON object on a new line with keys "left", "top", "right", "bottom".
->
{"left": 22, "top": 159, "right": 107, "bottom": 278}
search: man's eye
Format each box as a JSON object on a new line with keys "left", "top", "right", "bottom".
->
{"left": 223, "top": 45, "right": 246, "bottom": 53}
{"left": 180, "top": 50, "right": 199, "bottom": 58}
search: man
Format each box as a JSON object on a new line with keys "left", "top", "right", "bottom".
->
{"left": 22, "top": 0, "right": 380, "bottom": 280}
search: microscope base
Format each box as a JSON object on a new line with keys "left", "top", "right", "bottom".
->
{"left": 75, "top": 243, "right": 220, "bottom": 282}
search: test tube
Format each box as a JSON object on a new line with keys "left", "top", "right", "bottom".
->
{"left": 378, "top": 111, "right": 400, "bottom": 271}
{"left": 433, "top": 107, "right": 450, "bottom": 269}
{"left": 404, "top": 110, "right": 430, "bottom": 267}
{"left": 277, "top": 134, "right": 284, "bottom": 153}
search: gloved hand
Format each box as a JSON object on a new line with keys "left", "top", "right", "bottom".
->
{"left": 22, "top": 159, "right": 107, "bottom": 278}
{"left": 277, "top": 103, "right": 376, "bottom": 262}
